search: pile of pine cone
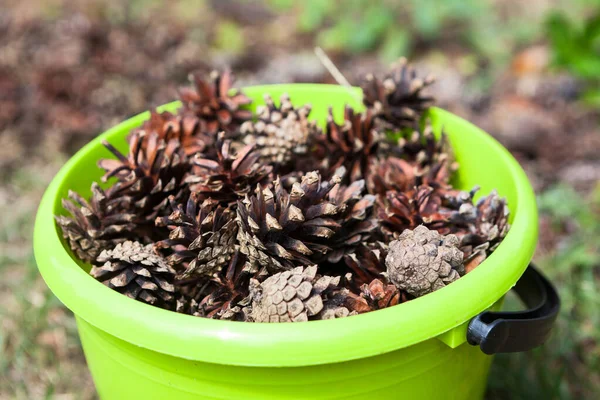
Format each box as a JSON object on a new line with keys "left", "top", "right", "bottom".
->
{"left": 55, "top": 59, "right": 510, "bottom": 322}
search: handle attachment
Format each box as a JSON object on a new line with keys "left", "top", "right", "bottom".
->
{"left": 467, "top": 264, "right": 560, "bottom": 355}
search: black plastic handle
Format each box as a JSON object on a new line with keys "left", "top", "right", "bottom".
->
{"left": 467, "top": 264, "right": 560, "bottom": 355}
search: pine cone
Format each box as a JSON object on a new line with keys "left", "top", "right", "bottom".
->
{"left": 367, "top": 157, "right": 417, "bottom": 195}
{"left": 55, "top": 183, "right": 137, "bottom": 263}
{"left": 179, "top": 69, "right": 252, "bottom": 134}
{"left": 249, "top": 265, "right": 352, "bottom": 322}
{"left": 154, "top": 193, "right": 238, "bottom": 279}
{"left": 368, "top": 122, "right": 456, "bottom": 196}
{"left": 345, "top": 278, "right": 403, "bottom": 313}
{"left": 324, "top": 179, "right": 378, "bottom": 264}
{"left": 98, "top": 131, "right": 190, "bottom": 237}
{"left": 459, "top": 190, "right": 510, "bottom": 273}
{"left": 368, "top": 153, "right": 453, "bottom": 197}
{"left": 132, "top": 110, "right": 211, "bottom": 156}
{"left": 361, "top": 58, "right": 435, "bottom": 129}
{"left": 91, "top": 241, "right": 176, "bottom": 308}
{"left": 377, "top": 185, "right": 450, "bottom": 240}
{"left": 315, "top": 106, "right": 382, "bottom": 184}
{"left": 340, "top": 242, "right": 388, "bottom": 288}
{"left": 236, "top": 170, "right": 360, "bottom": 273}
{"left": 239, "top": 94, "right": 319, "bottom": 169}
{"left": 392, "top": 125, "right": 453, "bottom": 172}
{"left": 385, "top": 226, "right": 464, "bottom": 297}
{"left": 186, "top": 133, "right": 272, "bottom": 205}
{"left": 175, "top": 250, "right": 253, "bottom": 320}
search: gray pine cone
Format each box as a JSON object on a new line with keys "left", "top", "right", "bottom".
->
{"left": 249, "top": 265, "right": 352, "bottom": 322}
{"left": 385, "top": 225, "right": 464, "bottom": 297}
{"left": 239, "top": 93, "right": 317, "bottom": 167}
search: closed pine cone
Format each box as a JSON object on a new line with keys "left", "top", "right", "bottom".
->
{"left": 385, "top": 225, "right": 464, "bottom": 297}
{"left": 249, "top": 265, "right": 352, "bottom": 322}
{"left": 240, "top": 94, "right": 318, "bottom": 169}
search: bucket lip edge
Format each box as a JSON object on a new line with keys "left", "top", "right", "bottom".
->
{"left": 33, "top": 83, "right": 537, "bottom": 367}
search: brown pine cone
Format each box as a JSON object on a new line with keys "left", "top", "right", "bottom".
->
{"left": 154, "top": 194, "right": 238, "bottom": 279}
{"left": 236, "top": 170, "right": 365, "bottom": 273}
{"left": 315, "top": 106, "right": 383, "bottom": 184}
{"left": 179, "top": 69, "right": 252, "bottom": 134}
{"left": 131, "top": 110, "right": 211, "bottom": 157}
{"left": 341, "top": 242, "right": 388, "bottom": 288}
{"left": 361, "top": 58, "right": 435, "bottom": 129}
{"left": 55, "top": 183, "right": 137, "bottom": 263}
{"left": 249, "top": 265, "right": 353, "bottom": 322}
{"left": 174, "top": 250, "right": 253, "bottom": 321}
{"left": 92, "top": 241, "right": 176, "bottom": 309}
{"left": 186, "top": 133, "right": 272, "bottom": 205}
{"left": 385, "top": 225, "right": 464, "bottom": 297}
{"left": 322, "top": 177, "right": 378, "bottom": 264}
{"left": 98, "top": 131, "right": 190, "bottom": 238}
{"left": 345, "top": 278, "right": 403, "bottom": 313}
{"left": 377, "top": 185, "right": 449, "bottom": 240}
{"left": 367, "top": 157, "right": 418, "bottom": 195}
{"left": 458, "top": 190, "right": 510, "bottom": 273}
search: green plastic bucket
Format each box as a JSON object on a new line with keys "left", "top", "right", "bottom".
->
{"left": 34, "top": 84, "right": 539, "bottom": 399}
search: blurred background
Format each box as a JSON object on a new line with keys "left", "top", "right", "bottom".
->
{"left": 0, "top": 0, "right": 599, "bottom": 398}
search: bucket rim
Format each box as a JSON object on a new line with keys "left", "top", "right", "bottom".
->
{"left": 34, "top": 84, "right": 538, "bottom": 367}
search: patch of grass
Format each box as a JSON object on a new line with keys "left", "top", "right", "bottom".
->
{"left": 546, "top": 11, "right": 600, "bottom": 106}
{"left": 0, "top": 164, "right": 95, "bottom": 400}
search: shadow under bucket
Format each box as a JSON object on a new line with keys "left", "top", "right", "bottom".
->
{"left": 34, "top": 84, "right": 557, "bottom": 399}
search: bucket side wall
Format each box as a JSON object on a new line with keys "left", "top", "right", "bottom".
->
{"left": 78, "top": 318, "right": 492, "bottom": 400}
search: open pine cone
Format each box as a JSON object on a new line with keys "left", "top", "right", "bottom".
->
{"left": 368, "top": 125, "right": 455, "bottom": 196}
{"left": 132, "top": 110, "right": 211, "bottom": 157}
{"left": 175, "top": 249, "right": 252, "bottom": 321}
{"left": 186, "top": 133, "right": 272, "bottom": 205}
{"left": 457, "top": 190, "right": 510, "bottom": 273}
{"left": 315, "top": 106, "right": 383, "bottom": 184}
{"left": 323, "top": 179, "right": 378, "bottom": 264}
{"left": 377, "top": 185, "right": 450, "bottom": 239}
{"left": 154, "top": 193, "right": 238, "bottom": 279}
{"left": 92, "top": 241, "right": 176, "bottom": 308}
{"left": 361, "top": 58, "right": 435, "bottom": 128}
{"left": 179, "top": 69, "right": 252, "bottom": 134}
{"left": 55, "top": 183, "right": 137, "bottom": 263}
{"left": 98, "top": 131, "right": 190, "bottom": 238}
{"left": 339, "top": 242, "right": 388, "bottom": 289}
{"left": 236, "top": 170, "right": 368, "bottom": 273}
{"left": 345, "top": 278, "right": 403, "bottom": 313}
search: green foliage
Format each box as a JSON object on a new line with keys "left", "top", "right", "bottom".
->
{"left": 546, "top": 12, "right": 600, "bottom": 106}
{"left": 264, "top": 0, "right": 540, "bottom": 65}
{"left": 214, "top": 20, "right": 245, "bottom": 54}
